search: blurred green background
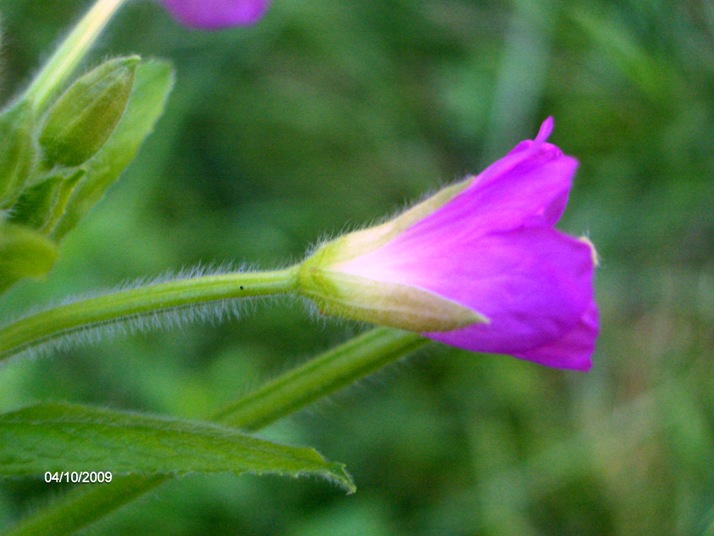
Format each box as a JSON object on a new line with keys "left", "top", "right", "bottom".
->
{"left": 1, "top": 0, "right": 713, "bottom": 534}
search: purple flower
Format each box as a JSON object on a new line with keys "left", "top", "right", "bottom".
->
{"left": 299, "top": 118, "right": 597, "bottom": 371}
{"left": 160, "top": 0, "right": 270, "bottom": 30}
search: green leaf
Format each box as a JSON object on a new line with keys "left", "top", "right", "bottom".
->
{"left": 0, "top": 100, "right": 37, "bottom": 208}
{"left": 0, "top": 222, "right": 58, "bottom": 294}
{"left": 51, "top": 60, "right": 175, "bottom": 241}
{"left": 9, "top": 169, "right": 84, "bottom": 233}
{"left": 0, "top": 402, "right": 355, "bottom": 493}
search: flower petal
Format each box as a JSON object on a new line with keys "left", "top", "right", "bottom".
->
{"left": 336, "top": 227, "right": 594, "bottom": 355}
{"left": 425, "top": 230, "right": 594, "bottom": 354}
{"left": 160, "top": 0, "right": 270, "bottom": 30}
{"left": 407, "top": 119, "right": 577, "bottom": 240}
{"left": 512, "top": 300, "right": 598, "bottom": 370}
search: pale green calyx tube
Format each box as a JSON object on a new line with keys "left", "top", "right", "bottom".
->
{"left": 297, "top": 178, "right": 487, "bottom": 333}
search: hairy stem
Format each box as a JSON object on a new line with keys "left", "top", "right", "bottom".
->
{"left": 3, "top": 328, "right": 430, "bottom": 536}
{"left": 0, "top": 267, "right": 299, "bottom": 362}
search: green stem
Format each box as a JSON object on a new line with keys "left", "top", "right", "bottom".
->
{"left": 0, "top": 267, "right": 299, "bottom": 362}
{"left": 2, "top": 328, "right": 429, "bottom": 536}
{"left": 213, "top": 327, "right": 430, "bottom": 430}
{"left": 22, "top": 0, "right": 129, "bottom": 113}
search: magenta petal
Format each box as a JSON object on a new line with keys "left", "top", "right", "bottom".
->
{"left": 417, "top": 229, "right": 594, "bottom": 354}
{"left": 160, "top": 0, "right": 270, "bottom": 30}
{"left": 336, "top": 227, "right": 595, "bottom": 357}
{"left": 512, "top": 301, "right": 598, "bottom": 371}
{"left": 406, "top": 126, "right": 578, "bottom": 241}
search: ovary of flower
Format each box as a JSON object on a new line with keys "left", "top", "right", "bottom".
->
{"left": 298, "top": 118, "right": 598, "bottom": 371}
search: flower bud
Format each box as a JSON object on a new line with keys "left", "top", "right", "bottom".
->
{"left": 39, "top": 56, "right": 139, "bottom": 167}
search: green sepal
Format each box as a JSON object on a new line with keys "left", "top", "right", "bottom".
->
{"left": 0, "top": 221, "right": 58, "bottom": 294}
{"left": 298, "top": 263, "right": 485, "bottom": 332}
{"left": 39, "top": 56, "right": 139, "bottom": 167}
{"left": 0, "top": 100, "right": 38, "bottom": 208}
{"left": 52, "top": 60, "right": 175, "bottom": 240}
{"left": 9, "top": 169, "right": 84, "bottom": 234}
{"left": 0, "top": 402, "right": 355, "bottom": 493}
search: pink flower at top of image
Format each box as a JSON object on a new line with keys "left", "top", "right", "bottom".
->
{"left": 299, "top": 118, "right": 598, "bottom": 371}
{"left": 160, "top": 0, "right": 270, "bottom": 30}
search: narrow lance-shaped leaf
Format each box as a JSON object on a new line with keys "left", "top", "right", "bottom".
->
{"left": 0, "top": 402, "right": 355, "bottom": 493}
{"left": 52, "top": 60, "right": 175, "bottom": 240}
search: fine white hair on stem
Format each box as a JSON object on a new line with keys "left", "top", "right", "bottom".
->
{"left": 77, "top": 260, "right": 248, "bottom": 301}
{"left": 0, "top": 262, "right": 270, "bottom": 364}
{"left": 20, "top": 299, "right": 249, "bottom": 362}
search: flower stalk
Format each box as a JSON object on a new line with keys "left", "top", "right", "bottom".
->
{"left": 0, "top": 267, "right": 299, "bottom": 362}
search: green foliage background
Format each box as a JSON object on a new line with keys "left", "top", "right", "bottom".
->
{"left": 1, "top": 0, "right": 713, "bottom": 534}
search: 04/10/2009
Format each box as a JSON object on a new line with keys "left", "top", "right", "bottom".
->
{"left": 44, "top": 471, "right": 112, "bottom": 484}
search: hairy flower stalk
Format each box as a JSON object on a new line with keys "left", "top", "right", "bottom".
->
{"left": 299, "top": 118, "right": 598, "bottom": 370}
{"left": 0, "top": 268, "right": 299, "bottom": 362}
